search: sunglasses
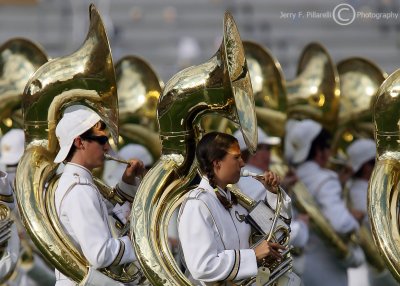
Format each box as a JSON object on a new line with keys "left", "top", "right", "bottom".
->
{"left": 81, "top": 135, "right": 109, "bottom": 145}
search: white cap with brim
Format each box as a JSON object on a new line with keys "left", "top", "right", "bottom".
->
{"left": 54, "top": 105, "right": 101, "bottom": 163}
{"left": 284, "top": 119, "right": 322, "bottom": 165}
{"left": 233, "top": 127, "right": 281, "bottom": 151}
{"left": 103, "top": 143, "right": 154, "bottom": 186}
{"left": 347, "top": 138, "right": 376, "bottom": 173}
{"left": 119, "top": 144, "right": 153, "bottom": 167}
{"left": 0, "top": 129, "right": 25, "bottom": 165}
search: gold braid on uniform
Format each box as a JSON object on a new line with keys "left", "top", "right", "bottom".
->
{"left": 0, "top": 194, "right": 14, "bottom": 204}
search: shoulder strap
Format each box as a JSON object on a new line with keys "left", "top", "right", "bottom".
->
{"left": 178, "top": 187, "right": 227, "bottom": 249}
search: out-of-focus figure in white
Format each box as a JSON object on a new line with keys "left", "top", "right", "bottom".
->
{"left": 0, "top": 129, "right": 56, "bottom": 286}
{"left": 234, "top": 127, "right": 309, "bottom": 279}
{"left": 346, "top": 139, "right": 397, "bottom": 286}
{"left": 176, "top": 36, "right": 201, "bottom": 70}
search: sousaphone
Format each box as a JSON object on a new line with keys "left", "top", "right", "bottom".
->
{"left": 368, "top": 68, "right": 400, "bottom": 282}
{"left": 287, "top": 42, "right": 340, "bottom": 132}
{"left": 243, "top": 40, "right": 287, "bottom": 138}
{"left": 15, "top": 4, "right": 138, "bottom": 284}
{"left": 332, "top": 57, "right": 386, "bottom": 154}
{"left": 130, "top": 11, "right": 257, "bottom": 285}
{"left": 115, "top": 55, "right": 163, "bottom": 159}
{"left": 0, "top": 38, "right": 48, "bottom": 134}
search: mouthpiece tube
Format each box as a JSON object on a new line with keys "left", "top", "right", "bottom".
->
{"left": 104, "top": 153, "right": 131, "bottom": 165}
{"left": 240, "top": 169, "right": 264, "bottom": 179}
{"left": 241, "top": 169, "right": 282, "bottom": 194}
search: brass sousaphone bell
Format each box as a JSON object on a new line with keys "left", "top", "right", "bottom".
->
{"left": 243, "top": 40, "right": 287, "bottom": 138}
{"left": 115, "top": 55, "right": 163, "bottom": 159}
{"left": 244, "top": 41, "right": 340, "bottom": 136}
{"left": 0, "top": 36, "right": 48, "bottom": 285}
{"left": 130, "top": 11, "right": 257, "bottom": 285}
{"left": 15, "top": 4, "right": 139, "bottom": 284}
{"left": 287, "top": 42, "right": 340, "bottom": 132}
{"left": 332, "top": 57, "right": 387, "bottom": 154}
{"left": 368, "top": 68, "right": 400, "bottom": 282}
{"left": 0, "top": 38, "right": 48, "bottom": 134}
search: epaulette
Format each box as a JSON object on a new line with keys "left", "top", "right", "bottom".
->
{"left": 71, "top": 173, "right": 92, "bottom": 186}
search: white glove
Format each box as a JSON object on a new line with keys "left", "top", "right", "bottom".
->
{"left": 341, "top": 245, "right": 365, "bottom": 268}
{"left": 112, "top": 202, "right": 131, "bottom": 225}
{"left": 79, "top": 267, "right": 123, "bottom": 286}
{"left": 255, "top": 267, "right": 270, "bottom": 286}
{"left": 276, "top": 271, "right": 301, "bottom": 286}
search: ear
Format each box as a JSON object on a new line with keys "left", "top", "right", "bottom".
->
{"left": 212, "top": 160, "right": 220, "bottom": 171}
{"left": 73, "top": 137, "right": 84, "bottom": 149}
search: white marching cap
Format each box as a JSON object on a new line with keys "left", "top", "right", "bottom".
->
{"left": 102, "top": 144, "right": 154, "bottom": 186}
{"left": 347, "top": 138, "right": 376, "bottom": 172}
{"left": 119, "top": 143, "right": 153, "bottom": 167}
{"left": 284, "top": 119, "right": 322, "bottom": 164}
{"left": 54, "top": 105, "right": 101, "bottom": 163}
{"left": 0, "top": 129, "right": 25, "bottom": 165}
{"left": 233, "top": 127, "right": 281, "bottom": 151}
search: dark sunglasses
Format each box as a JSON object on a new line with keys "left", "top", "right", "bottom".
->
{"left": 81, "top": 135, "right": 109, "bottom": 145}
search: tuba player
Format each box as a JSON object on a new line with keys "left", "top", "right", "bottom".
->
{"left": 53, "top": 105, "right": 144, "bottom": 286}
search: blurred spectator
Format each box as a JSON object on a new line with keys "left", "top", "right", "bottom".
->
{"left": 177, "top": 36, "right": 201, "bottom": 69}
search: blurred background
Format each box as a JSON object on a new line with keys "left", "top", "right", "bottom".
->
{"left": 0, "top": 0, "right": 399, "bottom": 81}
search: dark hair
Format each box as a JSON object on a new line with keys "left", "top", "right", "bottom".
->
{"left": 65, "top": 121, "right": 106, "bottom": 162}
{"left": 241, "top": 149, "right": 251, "bottom": 163}
{"left": 241, "top": 143, "right": 270, "bottom": 163}
{"left": 196, "top": 131, "right": 239, "bottom": 209}
{"left": 306, "top": 128, "right": 332, "bottom": 161}
{"left": 196, "top": 132, "right": 238, "bottom": 189}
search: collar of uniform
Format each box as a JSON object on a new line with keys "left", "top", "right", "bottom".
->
{"left": 244, "top": 164, "right": 262, "bottom": 175}
{"left": 64, "top": 162, "right": 93, "bottom": 183}
{"left": 198, "top": 177, "right": 214, "bottom": 192}
{"left": 198, "top": 176, "right": 231, "bottom": 201}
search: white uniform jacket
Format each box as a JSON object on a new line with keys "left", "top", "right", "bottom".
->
{"left": 348, "top": 179, "right": 367, "bottom": 214}
{"left": 178, "top": 178, "right": 258, "bottom": 285}
{"left": 54, "top": 163, "right": 137, "bottom": 286}
{"left": 297, "top": 161, "right": 359, "bottom": 286}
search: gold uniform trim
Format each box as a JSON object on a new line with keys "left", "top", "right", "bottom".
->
{"left": 226, "top": 250, "right": 240, "bottom": 281}
{"left": 0, "top": 194, "right": 14, "bottom": 204}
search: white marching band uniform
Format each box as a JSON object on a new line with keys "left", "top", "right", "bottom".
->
{"left": 296, "top": 161, "right": 363, "bottom": 286}
{"left": 54, "top": 162, "right": 138, "bottom": 286}
{"left": 178, "top": 177, "right": 258, "bottom": 285}
{"left": 0, "top": 128, "right": 57, "bottom": 286}
{"left": 3, "top": 165, "right": 57, "bottom": 286}
{"left": 348, "top": 178, "right": 397, "bottom": 286}
{"left": 348, "top": 179, "right": 368, "bottom": 225}
{"left": 0, "top": 171, "right": 19, "bottom": 284}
